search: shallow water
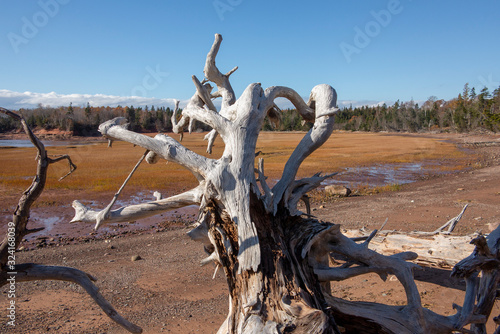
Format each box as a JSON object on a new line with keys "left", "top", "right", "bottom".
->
{"left": 0, "top": 139, "right": 75, "bottom": 147}
{"left": 321, "top": 162, "right": 447, "bottom": 188}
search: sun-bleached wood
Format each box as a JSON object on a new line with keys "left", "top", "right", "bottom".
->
{"left": 69, "top": 34, "right": 499, "bottom": 333}
{"left": 71, "top": 186, "right": 204, "bottom": 225}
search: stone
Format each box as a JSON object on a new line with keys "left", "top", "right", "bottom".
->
{"left": 325, "top": 185, "right": 351, "bottom": 197}
{"left": 131, "top": 255, "right": 142, "bottom": 262}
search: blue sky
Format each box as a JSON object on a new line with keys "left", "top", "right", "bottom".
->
{"left": 0, "top": 0, "right": 499, "bottom": 110}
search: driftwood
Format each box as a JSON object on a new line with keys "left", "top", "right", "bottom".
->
{"left": 0, "top": 108, "right": 142, "bottom": 333}
{"left": 344, "top": 229, "right": 475, "bottom": 267}
{"left": 5, "top": 34, "right": 499, "bottom": 333}
{"left": 343, "top": 205, "right": 477, "bottom": 268}
{"left": 69, "top": 34, "right": 500, "bottom": 333}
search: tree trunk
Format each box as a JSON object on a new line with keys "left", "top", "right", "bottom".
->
{"left": 206, "top": 192, "right": 338, "bottom": 333}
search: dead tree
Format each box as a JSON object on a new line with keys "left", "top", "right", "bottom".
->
{"left": 71, "top": 34, "right": 499, "bottom": 333}
{"left": 0, "top": 108, "right": 142, "bottom": 333}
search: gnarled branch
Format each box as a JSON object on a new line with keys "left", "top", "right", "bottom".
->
{"left": 0, "top": 264, "right": 142, "bottom": 333}
{"left": 270, "top": 84, "right": 339, "bottom": 213}
{"left": 71, "top": 185, "right": 204, "bottom": 226}
{"left": 0, "top": 108, "right": 76, "bottom": 266}
{"left": 203, "top": 33, "right": 237, "bottom": 110}
{"left": 0, "top": 108, "right": 141, "bottom": 333}
{"left": 99, "top": 117, "right": 215, "bottom": 180}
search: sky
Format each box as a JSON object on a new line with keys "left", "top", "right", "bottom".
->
{"left": 0, "top": 0, "right": 499, "bottom": 110}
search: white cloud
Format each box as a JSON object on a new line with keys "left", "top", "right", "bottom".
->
{"left": 0, "top": 89, "right": 391, "bottom": 111}
{"left": 0, "top": 90, "right": 181, "bottom": 110}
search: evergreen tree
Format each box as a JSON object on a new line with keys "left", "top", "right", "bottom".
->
{"left": 85, "top": 102, "right": 92, "bottom": 120}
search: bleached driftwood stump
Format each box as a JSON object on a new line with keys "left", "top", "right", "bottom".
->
{"left": 71, "top": 34, "right": 500, "bottom": 333}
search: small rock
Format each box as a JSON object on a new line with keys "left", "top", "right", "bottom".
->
{"left": 108, "top": 245, "right": 116, "bottom": 249}
{"left": 131, "top": 255, "right": 142, "bottom": 262}
{"left": 319, "top": 205, "right": 325, "bottom": 209}
{"left": 457, "top": 188, "right": 465, "bottom": 191}
{"left": 324, "top": 185, "right": 351, "bottom": 197}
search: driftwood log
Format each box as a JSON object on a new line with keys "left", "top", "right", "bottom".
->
{"left": 343, "top": 205, "right": 476, "bottom": 268}
{"left": 68, "top": 34, "right": 500, "bottom": 333}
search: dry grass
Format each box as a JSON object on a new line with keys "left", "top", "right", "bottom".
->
{"left": 0, "top": 132, "right": 468, "bottom": 197}
{"left": 256, "top": 131, "right": 467, "bottom": 181}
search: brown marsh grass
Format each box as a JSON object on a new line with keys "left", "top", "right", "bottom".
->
{"left": 0, "top": 132, "right": 469, "bottom": 200}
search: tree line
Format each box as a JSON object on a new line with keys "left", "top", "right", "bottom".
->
{"left": 0, "top": 103, "right": 181, "bottom": 136}
{"left": 1, "top": 83, "right": 499, "bottom": 135}
{"left": 333, "top": 84, "right": 500, "bottom": 133}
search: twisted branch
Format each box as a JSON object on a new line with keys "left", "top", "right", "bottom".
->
{"left": 0, "top": 264, "right": 142, "bottom": 333}
{"left": 269, "top": 84, "right": 339, "bottom": 213}
{"left": 0, "top": 108, "right": 140, "bottom": 333}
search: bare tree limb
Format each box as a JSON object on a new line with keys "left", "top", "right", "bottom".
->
{"left": 0, "top": 108, "right": 76, "bottom": 266}
{"left": 0, "top": 108, "right": 142, "bottom": 333}
{"left": 271, "top": 85, "right": 339, "bottom": 213}
{"left": 203, "top": 33, "right": 237, "bottom": 110}
{"left": 0, "top": 264, "right": 142, "bottom": 334}
{"left": 257, "top": 158, "right": 273, "bottom": 210}
{"left": 261, "top": 86, "right": 316, "bottom": 122}
{"left": 412, "top": 204, "right": 468, "bottom": 236}
{"left": 99, "top": 118, "right": 215, "bottom": 180}
{"left": 287, "top": 172, "right": 337, "bottom": 215}
{"left": 192, "top": 75, "right": 218, "bottom": 112}
{"left": 94, "top": 150, "right": 149, "bottom": 230}
{"left": 71, "top": 185, "right": 204, "bottom": 225}
{"left": 48, "top": 154, "right": 77, "bottom": 180}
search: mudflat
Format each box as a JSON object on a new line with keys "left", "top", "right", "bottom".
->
{"left": 1, "top": 131, "right": 499, "bottom": 333}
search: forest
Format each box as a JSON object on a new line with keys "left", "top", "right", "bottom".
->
{"left": 1, "top": 83, "right": 499, "bottom": 135}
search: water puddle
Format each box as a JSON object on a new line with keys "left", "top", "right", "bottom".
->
{"left": 321, "top": 162, "right": 452, "bottom": 188}
{"left": 0, "top": 139, "right": 97, "bottom": 148}
{"left": 35, "top": 216, "right": 59, "bottom": 234}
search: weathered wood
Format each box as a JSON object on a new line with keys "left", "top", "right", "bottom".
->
{"left": 341, "top": 205, "right": 476, "bottom": 268}
{"left": 453, "top": 227, "right": 500, "bottom": 334}
{"left": 71, "top": 185, "right": 204, "bottom": 225}
{"left": 68, "top": 34, "right": 500, "bottom": 333}
{"left": 342, "top": 228, "right": 476, "bottom": 268}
